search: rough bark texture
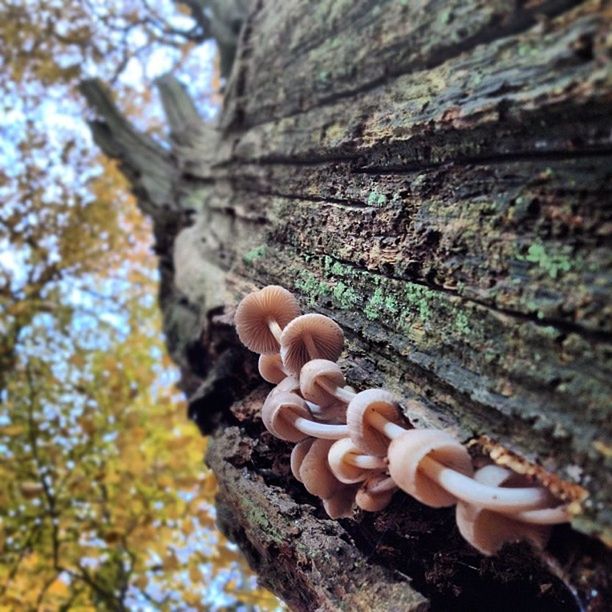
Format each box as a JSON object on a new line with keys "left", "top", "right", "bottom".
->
{"left": 82, "top": 0, "right": 612, "bottom": 609}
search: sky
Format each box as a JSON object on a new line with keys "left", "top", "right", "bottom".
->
{"left": 0, "top": 1, "right": 281, "bottom": 609}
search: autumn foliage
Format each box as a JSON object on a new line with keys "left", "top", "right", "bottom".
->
{"left": 0, "top": 1, "right": 277, "bottom": 609}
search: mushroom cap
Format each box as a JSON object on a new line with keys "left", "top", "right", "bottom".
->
{"left": 456, "top": 465, "right": 551, "bottom": 555}
{"left": 300, "top": 359, "right": 346, "bottom": 407}
{"left": 271, "top": 375, "right": 301, "bottom": 396}
{"left": 328, "top": 437, "right": 373, "bottom": 484}
{"left": 299, "top": 439, "right": 343, "bottom": 499}
{"left": 346, "top": 389, "right": 404, "bottom": 456}
{"left": 356, "top": 474, "right": 397, "bottom": 512}
{"left": 261, "top": 391, "right": 311, "bottom": 442}
{"left": 387, "top": 429, "right": 474, "bottom": 507}
{"left": 280, "top": 314, "right": 344, "bottom": 374}
{"left": 258, "top": 353, "right": 287, "bottom": 384}
{"left": 291, "top": 438, "right": 315, "bottom": 482}
{"left": 235, "top": 286, "right": 301, "bottom": 354}
{"left": 322, "top": 485, "right": 357, "bottom": 519}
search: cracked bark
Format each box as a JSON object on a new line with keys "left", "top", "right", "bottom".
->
{"left": 83, "top": 0, "right": 611, "bottom": 609}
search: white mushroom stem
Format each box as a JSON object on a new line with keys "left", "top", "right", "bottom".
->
{"left": 319, "top": 378, "right": 357, "bottom": 404}
{"left": 419, "top": 456, "right": 552, "bottom": 512}
{"left": 292, "top": 416, "right": 349, "bottom": 440}
{"left": 267, "top": 318, "right": 284, "bottom": 344}
{"left": 346, "top": 453, "right": 387, "bottom": 470}
{"left": 363, "top": 475, "right": 397, "bottom": 494}
{"left": 366, "top": 409, "right": 407, "bottom": 439}
{"left": 502, "top": 506, "right": 570, "bottom": 525}
{"left": 366, "top": 410, "right": 553, "bottom": 512}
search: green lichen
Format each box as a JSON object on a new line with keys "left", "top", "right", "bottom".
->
{"left": 402, "top": 283, "right": 435, "bottom": 322}
{"left": 332, "top": 281, "right": 359, "bottom": 309}
{"left": 295, "top": 270, "right": 331, "bottom": 305}
{"left": 367, "top": 189, "right": 388, "bottom": 207}
{"left": 365, "top": 287, "right": 386, "bottom": 320}
{"left": 242, "top": 245, "right": 267, "bottom": 265}
{"left": 454, "top": 310, "right": 470, "bottom": 335}
{"left": 519, "top": 244, "right": 573, "bottom": 279}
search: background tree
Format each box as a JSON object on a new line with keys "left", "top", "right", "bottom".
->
{"left": 81, "top": 0, "right": 612, "bottom": 610}
{"left": 0, "top": 0, "right": 278, "bottom": 609}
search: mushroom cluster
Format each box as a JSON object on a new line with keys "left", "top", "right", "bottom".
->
{"left": 234, "top": 285, "right": 570, "bottom": 556}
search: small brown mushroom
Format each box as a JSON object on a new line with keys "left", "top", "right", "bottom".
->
{"left": 291, "top": 438, "right": 315, "bottom": 482}
{"left": 235, "top": 285, "right": 301, "bottom": 354}
{"left": 355, "top": 473, "right": 397, "bottom": 512}
{"left": 346, "top": 389, "right": 407, "bottom": 456}
{"left": 258, "top": 353, "right": 288, "bottom": 384}
{"left": 271, "top": 375, "right": 301, "bottom": 396}
{"left": 299, "top": 438, "right": 344, "bottom": 499}
{"left": 261, "top": 391, "right": 312, "bottom": 442}
{"left": 456, "top": 465, "right": 551, "bottom": 556}
{"left": 280, "top": 314, "right": 344, "bottom": 374}
{"left": 262, "top": 391, "right": 349, "bottom": 441}
{"left": 328, "top": 437, "right": 386, "bottom": 484}
{"left": 323, "top": 485, "right": 358, "bottom": 519}
{"left": 387, "top": 429, "right": 474, "bottom": 507}
{"left": 300, "top": 359, "right": 355, "bottom": 406}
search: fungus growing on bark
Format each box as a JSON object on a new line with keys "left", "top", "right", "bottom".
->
{"left": 455, "top": 465, "right": 554, "bottom": 555}
{"left": 323, "top": 485, "right": 358, "bottom": 519}
{"left": 258, "top": 353, "right": 288, "bottom": 384}
{"left": 299, "top": 439, "right": 344, "bottom": 499}
{"left": 280, "top": 314, "right": 344, "bottom": 374}
{"left": 355, "top": 473, "right": 397, "bottom": 512}
{"left": 262, "top": 391, "right": 348, "bottom": 441}
{"left": 328, "top": 437, "right": 386, "bottom": 484}
{"left": 387, "top": 429, "right": 553, "bottom": 511}
{"left": 346, "top": 389, "right": 407, "bottom": 456}
{"left": 290, "top": 438, "right": 315, "bottom": 482}
{"left": 300, "top": 359, "right": 355, "bottom": 405}
{"left": 235, "top": 285, "right": 301, "bottom": 353}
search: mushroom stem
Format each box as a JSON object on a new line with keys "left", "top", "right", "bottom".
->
{"left": 365, "top": 475, "right": 397, "bottom": 494}
{"left": 503, "top": 506, "right": 569, "bottom": 525}
{"left": 366, "top": 409, "right": 407, "bottom": 440}
{"left": 419, "top": 456, "right": 552, "bottom": 512}
{"left": 319, "top": 378, "right": 356, "bottom": 404}
{"left": 367, "top": 410, "right": 555, "bottom": 512}
{"left": 303, "top": 331, "right": 319, "bottom": 359}
{"left": 345, "top": 453, "right": 387, "bottom": 470}
{"left": 267, "top": 318, "right": 284, "bottom": 344}
{"left": 292, "top": 417, "right": 349, "bottom": 440}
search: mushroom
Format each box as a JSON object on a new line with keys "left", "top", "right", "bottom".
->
{"left": 328, "top": 437, "right": 386, "bottom": 484}
{"left": 455, "top": 465, "right": 554, "bottom": 555}
{"left": 388, "top": 429, "right": 553, "bottom": 511}
{"left": 346, "top": 389, "right": 408, "bottom": 456}
{"left": 271, "top": 375, "right": 301, "bottom": 395}
{"left": 280, "top": 314, "right": 344, "bottom": 374}
{"left": 323, "top": 485, "right": 358, "bottom": 519}
{"left": 387, "top": 429, "right": 474, "bottom": 507}
{"left": 355, "top": 473, "right": 397, "bottom": 512}
{"left": 291, "top": 438, "right": 315, "bottom": 482}
{"left": 299, "top": 439, "right": 344, "bottom": 499}
{"left": 300, "top": 359, "right": 356, "bottom": 406}
{"left": 261, "top": 391, "right": 349, "bottom": 441}
{"left": 235, "top": 285, "right": 301, "bottom": 354}
{"left": 258, "top": 353, "right": 288, "bottom": 384}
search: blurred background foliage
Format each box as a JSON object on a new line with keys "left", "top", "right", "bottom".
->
{"left": 0, "top": 0, "right": 280, "bottom": 609}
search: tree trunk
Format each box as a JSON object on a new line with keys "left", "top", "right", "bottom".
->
{"left": 81, "top": 0, "right": 611, "bottom": 609}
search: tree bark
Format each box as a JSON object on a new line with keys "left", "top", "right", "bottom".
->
{"left": 82, "top": 0, "right": 612, "bottom": 609}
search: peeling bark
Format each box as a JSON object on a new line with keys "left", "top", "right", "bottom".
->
{"left": 83, "top": 0, "right": 612, "bottom": 609}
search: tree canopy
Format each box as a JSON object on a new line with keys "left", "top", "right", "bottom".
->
{"left": 0, "top": 1, "right": 278, "bottom": 609}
